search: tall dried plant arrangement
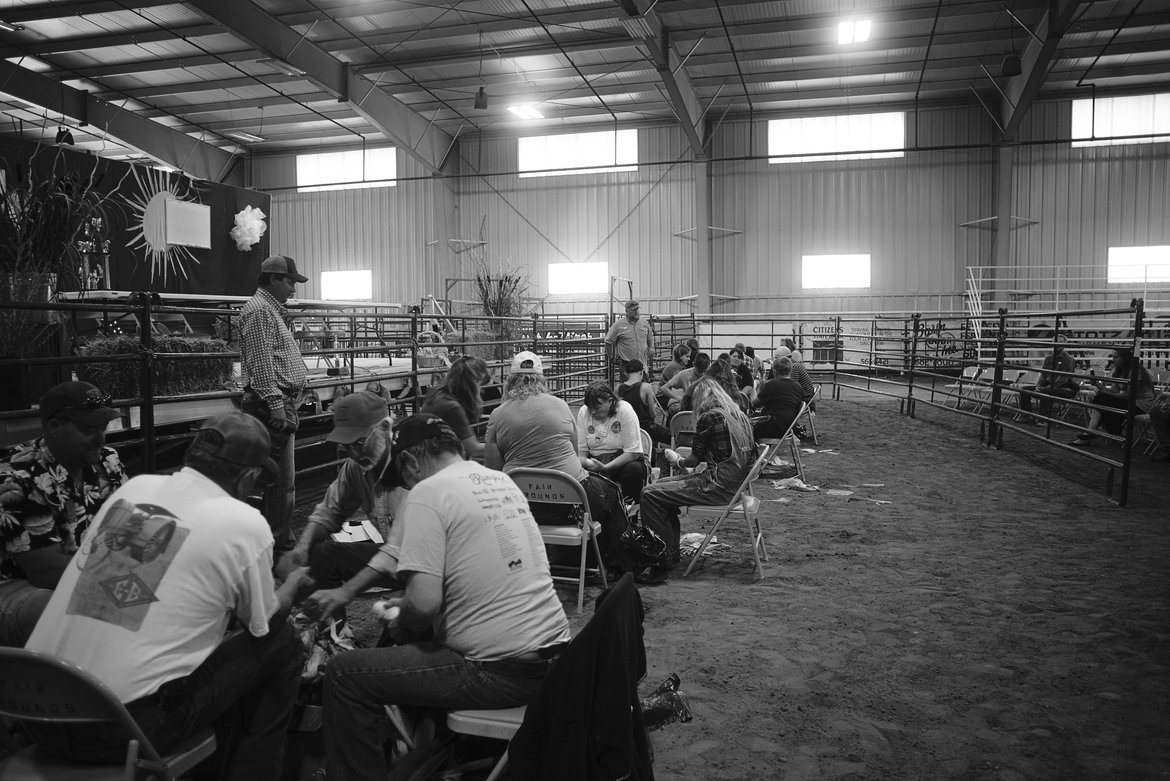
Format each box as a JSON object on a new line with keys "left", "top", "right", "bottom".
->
{"left": 0, "top": 147, "right": 124, "bottom": 359}
{"left": 470, "top": 257, "right": 533, "bottom": 361}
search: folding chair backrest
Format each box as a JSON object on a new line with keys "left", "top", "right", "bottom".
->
{"left": 638, "top": 429, "right": 652, "bottom": 458}
{"left": 507, "top": 468, "right": 591, "bottom": 522}
{"left": 0, "top": 647, "right": 161, "bottom": 760}
{"left": 669, "top": 411, "right": 696, "bottom": 448}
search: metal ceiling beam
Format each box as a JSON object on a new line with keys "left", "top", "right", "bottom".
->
{"left": 0, "top": 0, "right": 174, "bottom": 24}
{"left": 1002, "top": 0, "right": 1083, "bottom": 136}
{"left": 95, "top": 73, "right": 307, "bottom": 101}
{"left": 187, "top": 0, "right": 453, "bottom": 175}
{"left": 0, "top": 59, "right": 236, "bottom": 181}
{"left": 138, "top": 91, "right": 335, "bottom": 119}
{"left": 615, "top": 0, "right": 704, "bottom": 156}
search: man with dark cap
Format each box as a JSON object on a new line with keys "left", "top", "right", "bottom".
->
{"left": 311, "top": 414, "right": 570, "bottom": 781}
{"left": 275, "top": 391, "right": 402, "bottom": 594}
{"left": 0, "top": 381, "right": 127, "bottom": 646}
{"left": 239, "top": 254, "right": 309, "bottom": 551}
{"left": 605, "top": 299, "right": 654, "bottom": 381}
{"left": 26, "top": 412, "right": 311, "bottom": 780}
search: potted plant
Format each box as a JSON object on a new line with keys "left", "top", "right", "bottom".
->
{"left": 0, "top": 146, "right": 123, "bottom": 407}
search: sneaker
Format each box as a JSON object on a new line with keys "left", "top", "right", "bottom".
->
{"left": 1070, "top": 436, "right": 1092, "bottom": 447}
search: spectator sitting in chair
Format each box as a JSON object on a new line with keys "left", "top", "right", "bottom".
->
{"left": 275, "top": 392, "right": 403, "bottom": 594}
{"left": 638, "top": 378, "right": 758, "bottom": 585}
{"left": 25, "top": 413, "right": 312, "bottom": 780}
{"left": 314, "top": 414, "right": 572, "bottom": 781}
{"left": 729, "top": 347, "right": 755, "bottom": 394}
{"left": 0, "top": 381, "right": 127, "bottom": 648}
{"left": 688, "top": 357, "right": 749, "bottom": 413}
{"left": 1017, "top": 335, "right": 1079, "bottom": 423}
{"left": 420, "top": 356, "right": 491, "bottom": 461}
{"left": 618, "top": 359, "right": 671, "bottom": 445}
{"left": 576, "top": 381, "right": 648, "bottom": 504}
{"left": 660, "top": 343, "right": 691, "bottom": 384}
{"left": 1071, "top": 348, "right": 1156, "bottom": 447}
{"left": 1148, "top": 389, "right": 1170, "bottom": 463}
{"left": 662, "top": 352, "right": 711, "bottom": 416}
{"left": 771, "top": 346, "right": 816, "bottom": 410}
{"left": 752, "top": 357, "right": 805, "bottom": 440}
{"left": 485, "top": 352, "right": 627, "bottom": 570}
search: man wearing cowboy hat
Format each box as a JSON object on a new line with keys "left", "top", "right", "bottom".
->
{"left": 605, "top": 299, "right": 654, "bottom": 381}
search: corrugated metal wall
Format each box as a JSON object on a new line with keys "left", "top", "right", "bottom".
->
{"left": 250, "top": 152, "right": 455, "bottom": 307}
{"left": 1012, "top": 100, "right": 1170, "bottom": 287}
{"left": 248, "top": 100, "right": 1169, "bottom": 317}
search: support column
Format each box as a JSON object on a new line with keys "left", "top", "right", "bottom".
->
{"left": 694, "top": 158, "right": 711, "bottom": 314}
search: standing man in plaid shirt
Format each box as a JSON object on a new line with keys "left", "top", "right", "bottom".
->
{"left": 239, "top": 255, "right": 308, "bottom": 551}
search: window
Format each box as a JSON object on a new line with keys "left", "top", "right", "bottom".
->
{"left": 321, "top": 270, "right": 373, "bottom": 300}
{"left": 769, "top": 112, "right": 904, "bottom": 163}
{"left": 296, "top": 148, "right": 396, "bottom": 192}
{"left": 802, "top": 254, "right": 871, "bottom": 289}
{"left": 1072, "top": 93, "right": 1170, "bottom": 148}
{"left": 1107, "top": 246, "right": 1170, "bottom": 284}
{"left": 518, "top": 129, "right": 637, "bottom": 177}
{"left": 548, "top": 262, "right": 608, "bottom": 295}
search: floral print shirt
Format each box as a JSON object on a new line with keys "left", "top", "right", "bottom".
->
{"left": 0, "top": 437, "right": 127, "bottom": 583}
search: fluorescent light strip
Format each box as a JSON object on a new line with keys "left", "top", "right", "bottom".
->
{"left": 227, "top": 131, "right": 266, "bottom": 143}
{"left": 507, "top": 105, "right": 544, "bottom": 120}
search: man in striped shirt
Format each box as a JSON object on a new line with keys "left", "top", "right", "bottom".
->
{"left": 239, "top": 255, "right": 308, "bottom": 551}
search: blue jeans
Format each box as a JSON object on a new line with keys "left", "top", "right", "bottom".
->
{"left": 324, "top": 642, "right": 550, "bottom": 781}
{"left": 242, "top": 390, "right": 298, "bottom": 551}
{"left": 27, "top": 621, "right": 305, "bottom": 781}
{"left": 0, "top": 579, "right": 52, "bottom": 648}
{"left": 639, "top": 461, "right": 748, "bottom": 569}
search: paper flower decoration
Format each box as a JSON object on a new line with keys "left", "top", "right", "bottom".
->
{"left": 230, "top": 205, "right": 267, "bottom": 251}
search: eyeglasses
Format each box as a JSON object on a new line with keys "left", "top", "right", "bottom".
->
{"left": 343, "top": 435, "right": 367, "bottom": 453}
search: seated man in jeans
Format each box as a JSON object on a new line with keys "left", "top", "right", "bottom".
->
{"left": 310, "top": 415, "right": 571, "bottom": 781}
{"left": 25, "top": 413, "right": 311, "bottom": 781}
{"left": 1018, "top": 335, "right": 1079, "bottom": 423}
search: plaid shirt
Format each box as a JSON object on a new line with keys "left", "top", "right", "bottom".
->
{"left": 692, "top": 410, "right": 737, "bottom": 466}
{"left": 238, "top": 288, "right": 306, "bottom": 410}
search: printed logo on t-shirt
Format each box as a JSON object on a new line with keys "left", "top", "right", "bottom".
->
{"left": 65, "top": 499, "right": 188, "bottom": 631}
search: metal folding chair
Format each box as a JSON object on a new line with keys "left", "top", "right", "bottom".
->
{"left": 680, "top": 448, "right": 774, "bottom": 581}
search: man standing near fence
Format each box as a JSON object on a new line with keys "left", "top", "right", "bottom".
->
{"left": 239, "top": 254, "right": 308, "bottom": 552}
{"left": 606, "top": 299, "right": 654, "bottom": 381}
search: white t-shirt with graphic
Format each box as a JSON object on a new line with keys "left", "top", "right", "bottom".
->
{"left": 575, "top": 399, "right": 644, "bottom": 459}
{"left": 26, "top": 468, "right": 277, "bottom": 703}
{"left": 396, "top": 460, "right": 570, "bottom": 661}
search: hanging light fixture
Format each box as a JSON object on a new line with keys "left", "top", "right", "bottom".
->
{"left": 474, "top": 86, "right": 489, "bottom": 110}
{"left": 55, "top": 126, "right": 75, "bottom": 145}
{"left": 472, "top": 30, "right": 488, "bottom": 110}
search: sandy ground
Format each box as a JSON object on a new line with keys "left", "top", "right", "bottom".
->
{"left": 309, "top": 387, "right": 1170, "bottom": 780}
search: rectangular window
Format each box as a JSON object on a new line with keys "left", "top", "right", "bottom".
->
{"left": 769, "top": 112, "right": 905, "bottom": 163}
{"left": 518, "top": 129, "right": 637, "bottom": 178}
{"left": 321, "top": 270, "right": 373, "bottom": 300}
{"left": 1072, "top": 94, "right": 1170, "bottom": 148}
{"left": 548, "top": 262, "right": 608, "bottom": 295}
{"left": 1107, "top": 246, "right": 1170, "bottom": 284}
{"left": 296, "top": 148, "right": 396, "bottom": 192}
{"left": 802, "top": 254, "right": 871, "bottom": 289}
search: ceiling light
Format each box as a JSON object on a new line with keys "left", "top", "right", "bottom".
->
{"left": 257, "top": 57, "right": 306, "bottom": 77}
{"left": 226, "top": 130, "right": 266, "bottom": 143}
{"left": 507, "top": 105, "right": 543, "bottom": 120}
{"left": 55, "top": 127, "right": 75, "bottom": 145}
{"left": 473, "top": 86, "right": 488, "bottom": 110}
{"left": 838, "top": 19, "right": 871, "bottom": 45}
{"left": 0, "top": 21, "right": 25, "bottom": 33}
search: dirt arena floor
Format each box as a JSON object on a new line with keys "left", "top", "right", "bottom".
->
{"left": 304, "top": 387, "right": 1169, "bottom": 781}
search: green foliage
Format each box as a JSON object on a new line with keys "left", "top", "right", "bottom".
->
{"left": 78, "top": 334, "right": 233, "bottom": 401}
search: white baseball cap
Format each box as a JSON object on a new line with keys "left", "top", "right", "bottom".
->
{"left": 510, "top": 351, "right": 544, "bottom": 375}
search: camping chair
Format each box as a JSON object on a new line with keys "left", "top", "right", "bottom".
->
{"left": 680, "top": 448, "right": 774, "bottom": 581}
{"left": 0, "top": 647, "right": 217, "bottom": 781}
{"left": 507, "top": 467, "right": 608, "bottom": 613}
{"left": 757, "top": 402, "right": 808, "bottom": 482}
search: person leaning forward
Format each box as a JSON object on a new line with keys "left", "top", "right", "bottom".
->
{"left": 239, "top": 254, "right": 309, "bottom": 552}
{"left": 275, "top": 391, "right": 404, "bottom": 595}
{"left": 605, "top": 299, "right": 654, "bottom": 381}
{"left": 24, "top": 413, "right": 313, "bottom": 781}
{"left": 313, "top": 414, "right": 572, "bottom": 781}
{"left": 0, "top": 381, "right": 127, "bottom": 647}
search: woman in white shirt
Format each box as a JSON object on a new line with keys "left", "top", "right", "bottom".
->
{"left": 576, "top": 381, "right": 648, "bottom": 503}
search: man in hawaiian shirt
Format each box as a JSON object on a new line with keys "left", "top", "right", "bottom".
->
{"left": 0, "top": 381, "right": 126, "bottom": 646}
